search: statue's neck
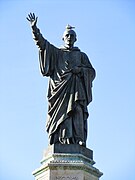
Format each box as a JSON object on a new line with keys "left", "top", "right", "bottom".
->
{"left": 60, "top": 45, "right": 80, "bottom": 51}
{"left": 64, "top": 44, "right": 74, "bottom": 50}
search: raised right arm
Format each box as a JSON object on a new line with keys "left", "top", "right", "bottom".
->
{"left": 26, "top": 13, "right": 45, "bottom": 50}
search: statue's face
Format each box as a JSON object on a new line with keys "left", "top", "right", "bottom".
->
{"left": 63, "top": 30, "right": 76, "bottom": 47}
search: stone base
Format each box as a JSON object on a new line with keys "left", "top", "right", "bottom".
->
{"left": 32, "top": 144, "right": 103, "bottom": 180}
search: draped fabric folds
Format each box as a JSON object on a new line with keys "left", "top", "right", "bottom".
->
{"left": 38, "top": 41, "right": 95, "bottom": 145}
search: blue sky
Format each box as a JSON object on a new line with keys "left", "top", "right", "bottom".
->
{"left": 0, "top": 0, "right": 135, "bottom": 180}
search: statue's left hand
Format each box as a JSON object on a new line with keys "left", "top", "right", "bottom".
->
{"left": 72, "top": 67, "right": 82, "bottom": 74}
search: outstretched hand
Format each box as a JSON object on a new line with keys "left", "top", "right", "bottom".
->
{"left": 26, "top": 13, "right": 38, "bottom": 27}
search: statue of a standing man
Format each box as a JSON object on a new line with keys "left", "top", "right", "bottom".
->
{"left": 27, "top": 13, "right": 96, "bottom": 147}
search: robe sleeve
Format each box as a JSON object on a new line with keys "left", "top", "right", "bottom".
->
{"left": 32, "top": 25, "right": 45, "bottom": 50}
{"left": 31, "top": 25, "right": 58, "bottom": 76}
{"left": 39, "top": 41, "right": 56, "bottom": 76}
{"left": 81, "top": 52, "right": 96, "bottom": 104}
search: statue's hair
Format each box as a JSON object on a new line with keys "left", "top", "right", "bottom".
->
{"left": 62, "top": 24, "right": 77, "bottom": 41}
{"left": 66, "top": 24, "right": 75, "bottom": 30}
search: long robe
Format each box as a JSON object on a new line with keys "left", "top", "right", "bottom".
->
{"left": 32, "top": 26, "right": 96, "bottom": 145}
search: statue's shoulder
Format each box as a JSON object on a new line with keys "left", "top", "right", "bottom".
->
{"left": 80, "top": 51, "right": 89, "bottom": 59}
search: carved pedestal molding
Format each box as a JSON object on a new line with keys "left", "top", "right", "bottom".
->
{"left": 32, "top": 145, "right": 103, "bottom": 180}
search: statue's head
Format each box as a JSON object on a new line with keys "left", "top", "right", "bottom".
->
{"left": 62, "top": 24, "right": 77, "bottom": 47}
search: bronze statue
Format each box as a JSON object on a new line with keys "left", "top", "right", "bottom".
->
{"left": 27, "top": 13, "right": 96, "bottom": 147}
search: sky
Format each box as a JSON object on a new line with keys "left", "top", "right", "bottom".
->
{"left": 0, "top": 0, "right": 135, "bottom": 180}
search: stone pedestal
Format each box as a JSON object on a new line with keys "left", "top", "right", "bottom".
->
{"left": 32, "top": 144, "right": 103, "bottom": 180}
